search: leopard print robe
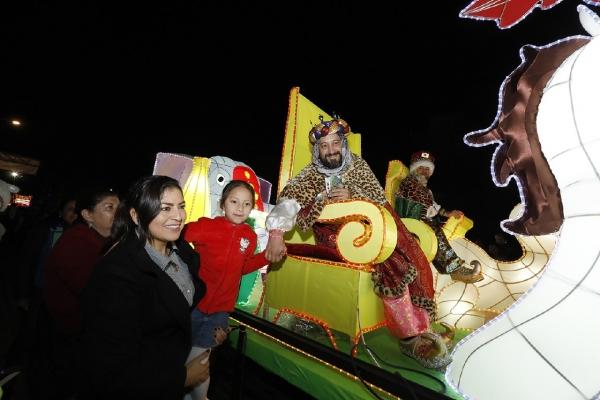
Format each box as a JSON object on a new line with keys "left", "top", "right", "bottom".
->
{"left": 395, "top": 173, "right": 464, "bottom": 274}
{"left": 279, "top": 154, "right": 437, "bottom": 321}
{"left": 395, "top": 174, "right": 434, "bottom": 220}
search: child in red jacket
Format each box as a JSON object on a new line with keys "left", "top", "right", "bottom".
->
{"left": 183, "top": 180, "right": 273, "bottom": 400}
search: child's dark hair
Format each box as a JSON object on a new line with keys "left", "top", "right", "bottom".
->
{"left": 219, "top": 180, "right": 256, "bottom": 209}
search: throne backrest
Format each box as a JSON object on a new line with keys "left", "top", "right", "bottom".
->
{"left": 383, "top": 159, "right": 410, "bottom": 205}
{"left": 278, "top": 87, "right": 362, "bottom": 190}
{"left": 278, "top": 87, "right": 361, "bottom": 244}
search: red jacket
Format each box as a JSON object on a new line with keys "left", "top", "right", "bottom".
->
{"left": 44, "top": 223, "right": 108, "bottom": 335}
{"left": 184, "top": 216, "right": 268, "bottom": 313}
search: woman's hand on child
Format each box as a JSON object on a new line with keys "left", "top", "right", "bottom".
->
{"left": 185, "top": 350, "right": 210, "bottom": 387}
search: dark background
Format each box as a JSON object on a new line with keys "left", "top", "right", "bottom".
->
{"left": 1, "top": 1, "right": 590, "bottom": 247}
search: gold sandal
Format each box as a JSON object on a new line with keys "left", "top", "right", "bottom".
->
{"left": 399, "top": 332, "right": 452, "bottom": 370}
{"left": 438, "top": 322, "right": 456, "bottom": 348}
{"left": 450, "top": 260, "right": 483, "bottom": 284}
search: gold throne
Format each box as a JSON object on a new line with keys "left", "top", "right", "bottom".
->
{"left": 264, "top": 87, "right": 396, "bottom": 350}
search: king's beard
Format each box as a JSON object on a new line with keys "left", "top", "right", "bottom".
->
{"left": 415, "top": 173, "right": 429, "bottom": 186}
{"left": 320, "top": 152, "right": 342, "bottom": 169}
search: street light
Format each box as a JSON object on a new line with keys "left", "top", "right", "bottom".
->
{"left": 10, "top": 120, "right": 21, "bottom": 127}
{"left": 9, "top": 171, "right": 19, "bottom": 184}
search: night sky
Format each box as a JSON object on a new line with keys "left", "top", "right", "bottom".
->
{"left": 1, "top": 1, "right": 590, "bottom": 247}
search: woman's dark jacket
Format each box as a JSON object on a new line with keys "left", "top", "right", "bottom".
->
{"left": 78, "top": 234, "right": 205, "bottom": 399}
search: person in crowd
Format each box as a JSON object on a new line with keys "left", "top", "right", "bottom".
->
{"left": 0, "top": 179, "right": 19, "bottom": 242}
{"left": 394, "top": 150, "right": 483, "bottom": 283}
{"left": 33, "top": 196, "right": 78, "bottom": 288}
{"left": 79, "top": 175, "right": 208, "bottom": 399}
{"left": 487, "top": 231, "right": 521, "bottom": 261}
{"left": 32, "top": 185, "right": 119, "bottom": 399}
{"left": 44, "top": 186, "right": 119, "bottom": 336}
{"left": 183, "top": 179, "right": 270, "bottom": 400}
{"left": 3, "top": 194, "right": 78, "bottom": 398}
{"left": 264, "top": 117, "right": 451, "bottom": 369}
{"left": 0, "top": 179, "right": 19, "bottom": 363}
{"left": 16, "top": 194, "right": 78, "bottom": 308}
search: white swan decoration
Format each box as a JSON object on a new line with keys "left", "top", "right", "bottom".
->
{"left": 434, "top": 204, "right": 557, "bottom": 330}
{"left": 447, "top": 6, "right": 600, "bottom": 399}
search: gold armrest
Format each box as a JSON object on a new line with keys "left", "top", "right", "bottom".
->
{"left": 316, "top": 200, "right": 397, "bottom": 265}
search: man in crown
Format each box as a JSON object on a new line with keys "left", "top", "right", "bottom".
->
{"left": 265, "top": 117, "right": 451, "bottom": 369}
{"left": 395, "top": 151, "right": 483, "bottom": 283}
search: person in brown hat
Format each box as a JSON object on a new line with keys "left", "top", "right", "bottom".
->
{"left": 395, "top": 150, "right": 483, "bottom": 283}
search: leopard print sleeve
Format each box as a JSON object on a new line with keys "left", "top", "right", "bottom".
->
{"left": 276, "top": 165, "right": 328, "bottom": 231}
{"left": 273, "top": 156, "right": 387, "bottom": 231}
{"left": 295, "top": 195, "right": 326, "bottom": 231}
{"left": 344, "top": 155, "right": 387, "bottom": 206}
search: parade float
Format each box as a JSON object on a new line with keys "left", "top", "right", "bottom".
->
{"left": 149, "top": 6, "right": 600, "bottom": 398}
{"left": 151, "top": 69, "right": 573, "bottom": 397}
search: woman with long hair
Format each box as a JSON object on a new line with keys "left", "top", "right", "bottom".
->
{"left": 78, "top": 176, "right": 209, "bottom": 399}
